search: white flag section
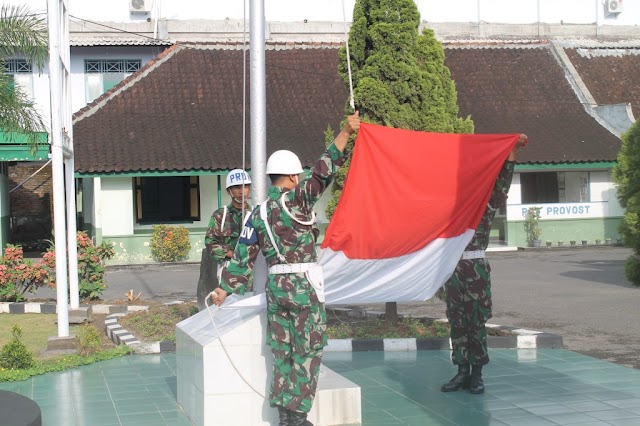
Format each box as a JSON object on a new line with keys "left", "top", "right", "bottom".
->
{"left": 320, "top": 229, "right": 475, "bottom": 304}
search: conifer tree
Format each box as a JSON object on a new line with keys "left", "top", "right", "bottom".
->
{"left": 327, "top": 0, "right": 474, "bottom": 321}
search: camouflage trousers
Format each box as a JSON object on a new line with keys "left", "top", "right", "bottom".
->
{"left": 444, "top": 258, "right": 492, "bottom": 366}
{"left": 266, "top": 272, "right": 327, "bottom": 413}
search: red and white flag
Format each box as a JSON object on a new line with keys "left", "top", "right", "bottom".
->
{"left": 320, "top": 123, "right": 520, "bottom": 304}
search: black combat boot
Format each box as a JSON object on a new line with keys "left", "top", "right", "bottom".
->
{"left": 440, "top": 364, "right": 471, "bottom": 392}
{"left": 277, "top": 407, "right": 289, "bottom": 426}
{"left": 469, "top": 364, "right": 485, "bottom": 394}
{"left": 288, "top": 410, "right": 313, "bottom": 426}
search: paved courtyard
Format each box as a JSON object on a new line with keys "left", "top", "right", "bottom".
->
{"left": 16, "top": 246, "right": 640, "bottom": 424}
{"left": 2, "top": 350, "right": 640, "bottom": 425}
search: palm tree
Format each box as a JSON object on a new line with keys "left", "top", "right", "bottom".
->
{"left": 0, "top": 5, "right": 48, "bottom": 150}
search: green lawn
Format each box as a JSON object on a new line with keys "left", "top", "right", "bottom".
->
{"left": 0, "top": 314, "right": 81, "bottom": 357}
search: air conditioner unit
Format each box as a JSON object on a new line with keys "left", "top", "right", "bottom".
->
{"left": 607, "top": 0, "right": 623, "bottom": 13}
{"left": 130, "top": 0, "right": 152, "bottom": 13}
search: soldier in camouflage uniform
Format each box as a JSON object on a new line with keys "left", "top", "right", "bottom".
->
{"left": 204, "top": 169, "right": 252, "bottom": 270}
{"left": 441, "top": 134, "right": 527, "bottom": 395}
{"left": 212, "top": 112, "right": 360, "bottom": 426}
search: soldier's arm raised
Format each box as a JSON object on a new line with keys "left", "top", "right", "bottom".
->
{"left": 334, "top": 111, "right": 360, "bottom": 152}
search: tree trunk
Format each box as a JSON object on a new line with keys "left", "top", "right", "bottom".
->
{"left": 385, "top": 302, "right": 398, "bottom": 326}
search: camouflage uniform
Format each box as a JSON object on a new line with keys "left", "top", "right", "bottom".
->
{"left": 204, "top": 204, "right": 251, "bottom": 264}
{"left": 444, "top": 160, "right": 515, "bottom": 366}
{"left": 220, "top": 144, "right": 346, "bottom": 413}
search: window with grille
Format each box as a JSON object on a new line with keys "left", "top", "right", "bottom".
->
{"left": 2, "top": 59, "right": 34, "bottom": 99}
{"left": 134, "top": 176, "right": 201, "bottom": 224}
{"left": 84, "top": 59, "right": 141, "bottom": 104}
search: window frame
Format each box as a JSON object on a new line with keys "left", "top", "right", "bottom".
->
{"left": 134, "top": 176, "right": 201, "bottom": 225}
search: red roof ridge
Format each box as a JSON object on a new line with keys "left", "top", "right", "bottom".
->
{"left": 72, "top": 43, "right": 184, "bottom": 124}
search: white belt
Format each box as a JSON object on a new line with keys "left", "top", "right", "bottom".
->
{"left": 462, "top": 250, "right": 485, "bottom": 260}
{"left": 268, "top": 263, "right": 316, "bottom": 274}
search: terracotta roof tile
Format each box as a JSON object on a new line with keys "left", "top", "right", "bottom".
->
{"left": 565, "top": 48, "right": 640, "bottom": 119}
{"left": 74, "top": 43, "right": 621, "bottom": 174}
{"left": 444, "top": 45, "right": 620, "bottom": 163}
{"left": 73, "top": 44, "right": 348, "bottom": 174}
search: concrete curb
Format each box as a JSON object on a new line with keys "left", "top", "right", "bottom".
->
{"left": 3, "top": 301, "right": 563, "bottom": 353}
{"left": 325, "top": 308, "right": 564, "bottom": 352}
{"left": 0, "top": 302, "right": 150, "bottom": 315}
{"left": 104, "top": 313, "right": 176, "bottom": 354}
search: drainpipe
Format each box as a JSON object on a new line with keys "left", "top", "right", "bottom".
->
{"left": 217, "top": 175, "right": 222, "bottom": 209}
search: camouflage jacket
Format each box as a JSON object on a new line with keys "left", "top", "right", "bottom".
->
{"left": 464, "top": 161, "right": 515, "bottom": 252}
{"left": 220, "top": 144, "right": 347, "bottom": 294}
{"left": 204, "top": 204, "right": 251, "bottom": 263}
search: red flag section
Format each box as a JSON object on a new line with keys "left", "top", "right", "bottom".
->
{"left": 321, "top": 123, "right": 520, "bottom": 260}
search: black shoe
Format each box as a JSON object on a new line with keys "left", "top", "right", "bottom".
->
{"left": 277, "top": 407, "right": 289, "bottom": 426}
{"left": 441, "top": 364, "right": 471, "bottom": 392}
{"left": 469, "top": 364, "right": 485, "bottom": 394}
{"left": 289, "top": 410, "right": 313, "bottom": 426}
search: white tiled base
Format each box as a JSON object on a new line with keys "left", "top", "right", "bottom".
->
{"left": 176, "top": 295, "right": 361, "bottom": 425}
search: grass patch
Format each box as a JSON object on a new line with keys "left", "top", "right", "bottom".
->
{"left": 0, "top": 346, "right": 131, "bottom": 382}
{"left": 119, "top": 303, "right": 198, "bottom": 342}
{"left": 0, "top": 314, "right": 83, "bottom": 357}
{"left": 327, "top": 316, "right": 451, "bottom": 339}
{"left": 0, "top": 314, "right": 131, "bottom": 382}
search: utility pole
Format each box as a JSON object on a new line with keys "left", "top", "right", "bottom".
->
{"left": 47, "top": 0, "right": 80, "bottom": 339}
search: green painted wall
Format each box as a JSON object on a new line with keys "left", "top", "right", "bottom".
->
{"left": 506, "top": 217, "right": 622, "bottom": 247}
{"left": 104, "top": 230, "right": 207, "bottom": 265}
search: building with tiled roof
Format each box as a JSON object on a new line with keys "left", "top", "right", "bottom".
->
{"left": 66, "top": 39, "right": 636, "bottom": 259}
{"left": 3, "top": 1, "right": 639, "bottom": 258}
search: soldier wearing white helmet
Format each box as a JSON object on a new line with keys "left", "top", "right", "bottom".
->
{"left": 213, "top": 112, "right": 360, "bottom": 426}
{"left": 204, "top": 169, "right": 252, "bottom": 268}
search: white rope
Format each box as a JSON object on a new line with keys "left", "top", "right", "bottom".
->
{"left": 241, "top": 0, "right": 248, "bottom": 220}
{"left": 342, "top": 0, "right": 356, "bottom": 111}
{"left": 9, "top": 160, "right": 52, "bottom": 193}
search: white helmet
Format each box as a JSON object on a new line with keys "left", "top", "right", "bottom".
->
{"left": 225, "top": 169, "right": 252, "bottom": 189}
{"left": 266, "top": 150, "right": 303, "bottom": 175}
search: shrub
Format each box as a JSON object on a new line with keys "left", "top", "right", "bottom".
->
{"left": 613, "top": 120, "right": 640, "bottom": 285}
{"left": 45, "top": 231, "right": 115, "bottom": 300}
{"left": 624, "top": 255, "right": 640, "bottom": 287}
{"left": 77, "top": 324, "right": 103, "bottom": 355}
{"left": 0, "top": 245, "right": 53, "bottom": 302}
{"left": 524, "top": 206, "right": 542, "bottom": 243}
{"left": 0, "top": 325, "right": 35, "bottom": 370}
{"left": 150, "top": 225, "right": 191, "bottom": 262}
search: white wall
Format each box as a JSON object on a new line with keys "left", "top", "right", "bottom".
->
{"left": 591, "top": 170, "right": 623, "bottom": 215}
{"left": 69, "top": 46, "right": 161, "bottom": 113}
{"left": 101, "top": 177, "right": 134, "bottom": 236}
{"left": 12, "top": 0, "right": 640, "bottom": 25}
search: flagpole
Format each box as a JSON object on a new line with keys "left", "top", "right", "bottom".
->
{"left": 250, "top": 0, "right": 267, "bottom": 207}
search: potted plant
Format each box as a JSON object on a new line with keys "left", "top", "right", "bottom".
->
{"left": 524, "top": 207, "right": 542, "bottom": 247}
{"left": 582, "top": 239, "right": 588, "bottom": 246}
{"left": 558, "top": 241, "right": 564, "bottom": 247}
{"left": 570, "top": 240, "right": 576, "bottom": 246}
{"left": 605, "top": 238, "right": 612, "bottom": 245}
{"left": 595, "top": 238, "right": 602, "bottom": 245}
{"left": 546, "top": 240, "right": 552, "bottom": 247}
